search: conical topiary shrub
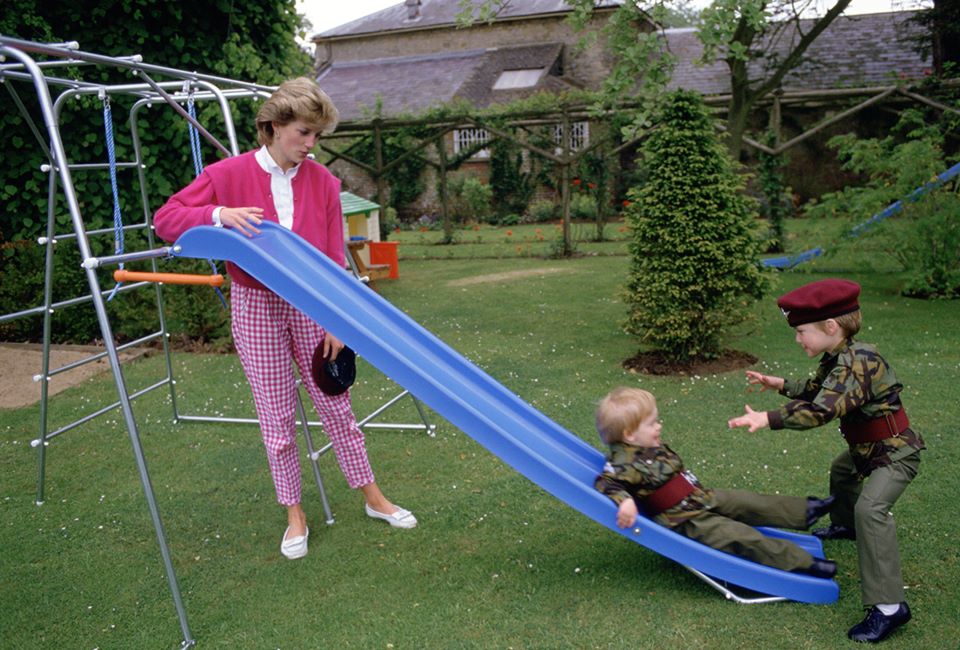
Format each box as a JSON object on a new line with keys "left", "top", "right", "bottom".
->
{"left": 623, "top": 90, "right": 769, "bottom": 362}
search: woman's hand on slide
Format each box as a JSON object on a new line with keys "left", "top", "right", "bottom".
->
{"left": 220, "top": 207, "right": 264, "bottom": 237}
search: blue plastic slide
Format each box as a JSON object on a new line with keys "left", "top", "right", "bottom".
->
{"left": 171, "top": 221, "right": 838, "bottom": 604}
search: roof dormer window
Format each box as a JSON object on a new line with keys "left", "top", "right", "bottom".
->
{"left": 405, "top": 0, "right": 421, "bottom": 21}
{"left": 492, "top": 68, "right": 544, "bottom": 90}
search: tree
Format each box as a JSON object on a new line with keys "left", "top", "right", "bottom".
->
{"left": 699, "top": 0, "right": 853, "bottom": 158}
{"left": 910, "top": 0, "right": 960, "bottom": 75}
{"left": 623, "top": 90, "right": 769, "bottom": 361}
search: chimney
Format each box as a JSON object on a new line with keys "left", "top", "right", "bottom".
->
{"left": 405, "top": 0, "right": 421, "bottom": 20}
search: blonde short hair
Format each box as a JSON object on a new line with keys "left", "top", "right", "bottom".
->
{"left": 255, "top": 77, "right": 339, "bottom": 145}
{"left": 596, "top": 387, "right": 657, "bottom": 445}
{"left": 815, "top": 309, "right": 862, "bottom": 338}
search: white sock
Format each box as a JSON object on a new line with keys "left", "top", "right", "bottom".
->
{"left": 876, "top": 603, "right": 901, "bottom": 616}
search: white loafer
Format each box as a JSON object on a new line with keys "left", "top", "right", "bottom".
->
{"left": 280, "top": 526, "right": 309, "bottom": 559}
{"left": 365, "top": 504, "right": 417, "bottom": 529}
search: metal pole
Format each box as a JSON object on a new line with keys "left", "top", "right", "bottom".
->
{"left": 1, "top": 43, "right": 194, "bottom": 648}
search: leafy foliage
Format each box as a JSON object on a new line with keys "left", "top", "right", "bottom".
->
{"left": 805, "top": 108, "right": 960, "bottom": 298}
{"left": 757, "top": 129, "right": 792, "bottom": 253}
{"left": 445, "top": 174, "right": 493, "bottom": 223}
{"left": 0, "top": 0, "right": 311, "bottom": 345}
{"left": 489, "top": 137, "right": 534, "bottom": 218}
{"left": 623, "top": 90, "right": 769, "bottom": 361}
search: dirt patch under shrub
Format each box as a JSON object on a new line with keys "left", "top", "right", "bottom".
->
{"left": 623, "top": 349, "right": 758, "bottom": 376}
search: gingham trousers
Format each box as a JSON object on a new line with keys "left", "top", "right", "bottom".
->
{"left": 231, "top": 282, "right": 375, "bottom": 505}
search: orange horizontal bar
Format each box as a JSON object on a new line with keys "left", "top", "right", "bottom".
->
{"left": 114, "top": 269, "right": 225, "bottom": 287}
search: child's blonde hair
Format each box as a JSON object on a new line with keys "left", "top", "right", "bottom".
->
{"left": 596, "top": 387, "right": 657, "bottom": 445}
{"left": 255, "top": 77, "right": 339, "bottom": 145}
{"left": 814, "top": 309, "right": 862, "bottom": 338}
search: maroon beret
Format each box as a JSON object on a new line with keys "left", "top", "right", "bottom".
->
{"left": 777, "top": 279, "right": 860, "bottom": 327}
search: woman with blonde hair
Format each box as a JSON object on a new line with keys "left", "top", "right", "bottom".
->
{"left": 155, "top": 77, "right": 416, "bottom": 560}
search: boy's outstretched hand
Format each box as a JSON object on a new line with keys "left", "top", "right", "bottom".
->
{"left": 744, "top": 370, "right": 785, "bottom": 393}
{"left": 728, "top": 405, "right": 770, "bottom": 432}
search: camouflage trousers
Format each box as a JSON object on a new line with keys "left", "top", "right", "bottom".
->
{"left": 826, "top": 449, "right": 921, "bottom": 606}
{"left": 677, "top": 489, "right": 813, "bottom": 572}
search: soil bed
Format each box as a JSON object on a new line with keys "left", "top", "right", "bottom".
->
{"left": 623, "top": 349, "right": 758, "bottom": 376}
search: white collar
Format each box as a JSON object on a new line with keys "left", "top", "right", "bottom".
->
{"left": 256, "top": 145, "right": 300, "bottom": 177}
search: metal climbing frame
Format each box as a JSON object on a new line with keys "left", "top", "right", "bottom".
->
{"left": 0, "top": 36, "right": 420, "bottom": 647}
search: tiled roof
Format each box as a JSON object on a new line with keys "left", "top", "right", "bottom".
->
{"left": 666, "top": 10, "right": 930, "bottom": 95}
{"left": 318, "top": 0, "right": 621, "bottom": 39}
{"left": 318, "top": 43, "right": 574, "bottom": 121}
{"left": 456, "top": 42, "right": 580, "bottom": 107}
{"left": 316, "top": 7, "right": 931, "bottom": 122}
{"left": 317, "top": 49, "right": 488, "bottom": 121}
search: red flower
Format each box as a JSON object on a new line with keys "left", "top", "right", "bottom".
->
{"left": 587, "top": 182, "right": 596, "bottom": 189}
{"left": 572, "top": 178, "right": 581, "bottom": 186}
{"left": 622, "top": 200, "right": 631, "bottom": 207}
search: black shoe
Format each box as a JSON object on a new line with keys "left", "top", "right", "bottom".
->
{"left": 805, "top": 494, "right": 836, "bottom": 528}
{"left": 848, "top": 603, "right": 911, "bottom": 643}
{"left": 812, "top": 523, "right": 856, "bottom": 540}
{"left": 796, "top": 558, "right": 837, "bottom": 579}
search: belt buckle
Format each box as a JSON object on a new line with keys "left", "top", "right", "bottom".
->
{"left": 883, "top": 411, "right": 899, "bottom": 437}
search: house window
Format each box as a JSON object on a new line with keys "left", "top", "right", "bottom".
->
{"left": 454, "top": 127, "right": 490, "bottom": 159}
{"left": 493, "top": 68, "right": 544, "bottom": 90}
{"left": 554, "top": 121, "right": 590, "bottom": 151}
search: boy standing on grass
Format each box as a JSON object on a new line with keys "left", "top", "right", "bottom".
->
{"left": 728, "top": 278, "right": 925, "bottom": 644}
{"left": 594, "top": 387, "right": 837, "bottom": 579}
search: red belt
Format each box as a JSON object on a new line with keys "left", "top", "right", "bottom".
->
{"left": 644, "top": 472, "right": 696, "bottom": 515}
{"left": 841, "top": 409, "right": 909, "bottom": 444}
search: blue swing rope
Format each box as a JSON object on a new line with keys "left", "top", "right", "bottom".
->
{"left": 187, "top": 95, "right": 204, "bottom": 178}
{"left": 187, "top": 94, "right": 228, "bottom": 308}
{"left": 104, "top": 98, "right": 124, "bottom": 301}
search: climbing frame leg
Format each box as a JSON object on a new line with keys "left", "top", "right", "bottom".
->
{"left": 294, "top": 381, "right": 335, "bottom": 526}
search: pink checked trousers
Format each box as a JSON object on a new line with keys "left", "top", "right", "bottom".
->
{"left": 231, "top": 283, "right": 374, "bottom": 505}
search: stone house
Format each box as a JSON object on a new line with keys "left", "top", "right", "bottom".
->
{"left": 312, "top": 0, "right": 931, "bottom": 214}
{"left": 312, "top": 0, "right": 629, "bottom": 215}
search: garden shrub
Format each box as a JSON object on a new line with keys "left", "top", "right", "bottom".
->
{"left": 446, "top": 175, "right": 493, "bottom": 223}
{"left": 899, "top": 194, "right": 960, "bottom": 298}
{"left": 0, "top": 241, "right": 100, "bottom": 343}
{"left": 462, "top": 177, "right": 494, "bottom": 222}
{"left": 570, "top": 193, "right": 598, "bottom": 220}
{"left": 380, "top": 207, "right": 399, "bottom": 241}
{"left": 527, "top": 199, "right": 557, "bottom": 223}
{"left": 623, "top": 90, "right": 769, "bottom": 361}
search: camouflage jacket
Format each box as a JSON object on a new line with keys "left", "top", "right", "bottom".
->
{"left": 767, "top": 338, "right": 925, "bottom": 476}
{"left": 594, "top": 443, "right": 715, "bottom": 528}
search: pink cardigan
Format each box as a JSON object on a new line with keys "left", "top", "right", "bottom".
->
{"left": 154, "top": 151, "right": 345, "bottom": 290}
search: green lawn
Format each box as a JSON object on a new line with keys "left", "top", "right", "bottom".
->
{"left": 1, "top": 220, "right": 958, "bottom": 649}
